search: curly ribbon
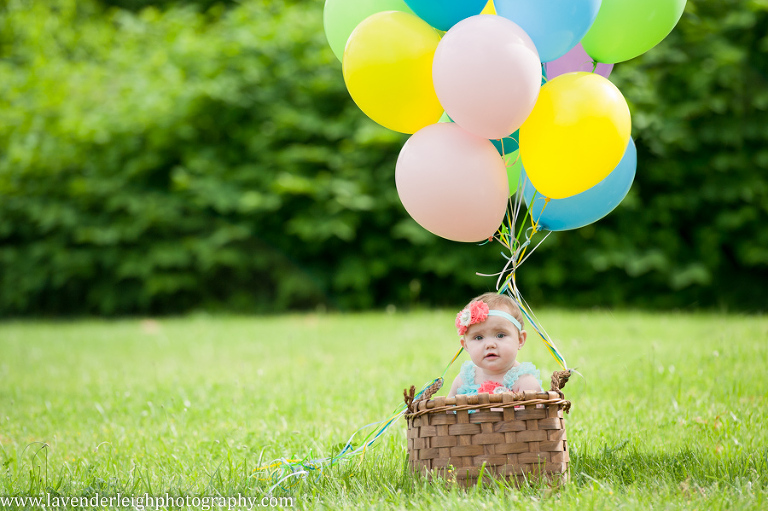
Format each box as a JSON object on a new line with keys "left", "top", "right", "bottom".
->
{"left": 255, "top": 364, "right": 459, "bottom": 493}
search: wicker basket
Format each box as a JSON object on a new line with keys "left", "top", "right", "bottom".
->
{"left": 403, "top": 371, "right": 571, "bottom": 487}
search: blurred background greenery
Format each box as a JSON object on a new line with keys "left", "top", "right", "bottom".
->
{"left": 0, "top": 0, "right": 766, "bottom": 316}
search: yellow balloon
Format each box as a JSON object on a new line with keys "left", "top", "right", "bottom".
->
{"left": 481, "top": 1, "right": 496, "bottom": 15}
{"left": 520, "top": 72, "right": 631, "bottom": 199}
{"left": 343, "top": 11, "right": 443, "bottom": 134}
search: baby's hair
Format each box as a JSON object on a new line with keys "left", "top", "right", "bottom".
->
{"left": 465, "top": 292, "right": 525, "bottom": 331}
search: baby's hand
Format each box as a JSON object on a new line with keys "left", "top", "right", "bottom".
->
{"left": 513, "top": 374, "right": 542, "bottom": 393}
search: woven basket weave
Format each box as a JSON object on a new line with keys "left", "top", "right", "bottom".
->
{"left": 403, "top": 371, "right": 571, "bottom": 486}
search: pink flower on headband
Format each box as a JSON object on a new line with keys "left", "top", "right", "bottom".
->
{"left": 455, "top": 300, "right": 489, "bottom": 335}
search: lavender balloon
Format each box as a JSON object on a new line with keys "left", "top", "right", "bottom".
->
{"left": 545, "top": 43, "right": 613, "bottom": 80}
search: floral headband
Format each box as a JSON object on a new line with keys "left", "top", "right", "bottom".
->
{"left": 455, "top": 300, "right": 523, "bottom": 336}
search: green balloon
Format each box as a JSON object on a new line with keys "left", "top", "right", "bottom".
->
{"left": 505, "top": 150, "right": 522, "bottom": 196}
{"left": 581, "top": 0, "right": 687, "bottom": 64}
{"left": 323, "top": 0, "right": 414, "bottom": 62}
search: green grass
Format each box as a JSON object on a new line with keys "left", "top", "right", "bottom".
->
{"left": 1, "top": 309, "right": 767, "bottom": 509}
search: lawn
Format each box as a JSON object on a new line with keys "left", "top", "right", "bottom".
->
{"left": 1, "top": 309, "right": 766, "bottom": 509}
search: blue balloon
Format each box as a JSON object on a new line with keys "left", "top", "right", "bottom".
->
{"left": 403, "top": 0, "right": 487, "bottom": 32}
{"left": 495, "top": 0, "right": 602, "bottom": 62}
{"left": 522, "top": 138, "right": 637, "bottom": 231}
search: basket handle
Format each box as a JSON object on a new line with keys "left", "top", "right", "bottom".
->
{"left": 403, "top": 378, "right": 443, "bottom": 412}
{"left": 550, "top": 370, "right": 571, "bottom": 392}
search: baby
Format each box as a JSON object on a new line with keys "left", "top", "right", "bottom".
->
{"left": 447, "top": 292, "right": 542, "bottom": 397}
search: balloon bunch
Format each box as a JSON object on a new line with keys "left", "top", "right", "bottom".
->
{"left": 324, "top": 0, "right": 687, "bottom": 243}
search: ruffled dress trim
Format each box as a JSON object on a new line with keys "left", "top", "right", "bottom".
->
{"left": 456, "top": 360, "right": 541, "bottom": 396}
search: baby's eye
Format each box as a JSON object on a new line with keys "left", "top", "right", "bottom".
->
{"left": 496, "top": 332, "right": 506, "bottom": 338}
{"left": 473, "top": 335, "right": 483, "bottom": 341}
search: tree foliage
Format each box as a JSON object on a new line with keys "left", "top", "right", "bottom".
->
{"left": 0, "top": 0, "right": 766, "bottom": 315}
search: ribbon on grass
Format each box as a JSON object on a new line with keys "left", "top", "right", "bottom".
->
{"left": 255, "top": 348, "right": 464, "bottom": 494}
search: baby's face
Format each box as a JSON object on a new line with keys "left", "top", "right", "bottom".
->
{"left": 461, "top": 313, "right": 523, "bottom": 375}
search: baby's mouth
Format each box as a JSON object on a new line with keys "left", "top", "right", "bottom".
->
{"left": 484, "top": 353, "right": 499, "bottom": 360}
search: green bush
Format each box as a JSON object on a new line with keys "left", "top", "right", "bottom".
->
{"left": 0, "top": 0, "right": 766, "bottom": 315}
{"left": 96, "top": 0, "right": 237, "bottom": 12}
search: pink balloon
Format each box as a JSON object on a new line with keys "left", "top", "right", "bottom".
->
{"left": 545, "top": 43, "right": 613, "bottom": 80}
{"left": 395, "top": 123, "right": 509, "bottom": 242}
{"left": 432, "top": 15, "right": 542, "bottom": 140}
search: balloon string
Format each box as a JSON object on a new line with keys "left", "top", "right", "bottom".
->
{"left": 493, "top": 188, "right": 567, "bottom": 369}
{"left": 495, "top": 138, "right": 513, "bottom": 250}
{"left": 486, "top": 164, "right": 568, "bottom": 372}
{"left": 493, "top": 178, "right": 539, "bottom": 282}
{"left": 514, "top": 193, "right": 533, "bottom": 248}
{"left": 492, "top": 175, "right": 550, "bottom": 284}
{"left": 531, "top": 197, "right": 550, "bottom": 233}
{"left": 496, "top": 196, "right": 517, "bottom": 252}
{"left": 516, "top": 202, "right": 542, "bottom": 265}
{"left": 512, "top": 173, "right": 527, "bottom": 244}
{"left": 503, "top": 271, "right": 568, "bottom": 370}
{"left": 516, "top": 229, "right": 551, "bottom": 268}
{"left": 503, "top": 176, "right": 525, "bottom": 252}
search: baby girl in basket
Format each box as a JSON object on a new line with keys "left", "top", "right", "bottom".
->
{"left": 448, "top": 292, "right": 542, "bottom": 398}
